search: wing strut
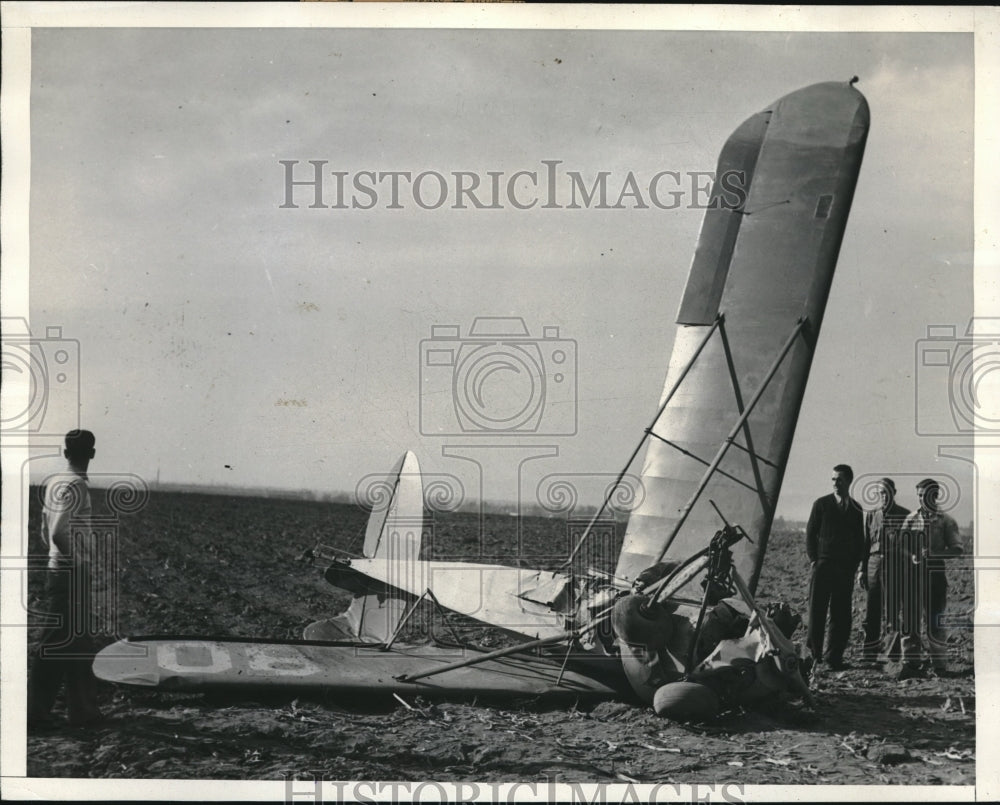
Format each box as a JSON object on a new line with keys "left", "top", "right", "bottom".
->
{"left": 394, "top": 601, "right": 620, "bottom": 684}
{"left": 382, "top": 587, "right": 464, "bottom": 651}
{"left": 395, "top": 632, "right": 577, "bottom": 684}
{"left": 645, "top": 435, "right": 762, "bottom": 496}
{"left": 565, "top": 314, "right": 725, "bottom": 566}
{"left": 645, "top": 314, "right": 782, "bottom": 509}
{"left": 651, "top": 316, "right": 809, "bottom": 570}
{"left": 718, "top": 317, "right": 770, "bottom": 514}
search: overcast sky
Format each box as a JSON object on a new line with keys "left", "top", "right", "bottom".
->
{"left": 21, "top": 26, "right": 976, "bottom": 522}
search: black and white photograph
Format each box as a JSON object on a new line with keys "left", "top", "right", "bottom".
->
{"left": 2, "top": 4, "right": 998, "bottom": 801}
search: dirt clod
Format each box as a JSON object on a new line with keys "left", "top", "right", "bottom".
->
{"left": 868, "top": 744, "right": 911, "bottom": 765}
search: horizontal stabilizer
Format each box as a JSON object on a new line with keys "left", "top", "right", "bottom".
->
{"left": 349, "top": 558, "right": 577, "bottom": 641}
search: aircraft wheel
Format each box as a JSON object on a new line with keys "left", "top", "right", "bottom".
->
{"left": 611, "top": 594, "right": 673, "bottom": 648}
{"left": 652, "top": 681, "right": 720, "bottom": 721}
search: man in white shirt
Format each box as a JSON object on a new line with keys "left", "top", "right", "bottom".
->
{"left": 898, "top": 477, "right": 963, "bottom": 677}
{"left": 860, "top": 478, "right": 909, "bottom": 661}
{"left": 28, "top": 429, "right": 105, "bottom": 728}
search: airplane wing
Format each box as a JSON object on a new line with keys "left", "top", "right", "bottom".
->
{"left": 617, "top": 81, "right": 870, "bottom": 593}
{"left": 93, "top": 636, "right": 623, "bottom": 698}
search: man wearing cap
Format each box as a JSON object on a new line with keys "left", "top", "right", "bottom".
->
{"left": 28, "top": 429, "right": 105, "bottom": 729}
{"left": 805, "top": 464, "right": 865, "bottom": 670}
{"left": 860, "top": 478, "right": 910, "bottom": 661}
{"left": 899, "top": 478, "right": 963, "bottom": 675}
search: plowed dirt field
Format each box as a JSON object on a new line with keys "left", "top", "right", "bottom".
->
{"left": 25, "top": 490, "right": 975, "bottom": 786}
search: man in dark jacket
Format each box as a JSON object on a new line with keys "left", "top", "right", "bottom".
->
{"left": 806, "top": 463, "right": 865, "bottom": 669}
{"left": 860, "top": 478, "right": 910, "bottom": 660}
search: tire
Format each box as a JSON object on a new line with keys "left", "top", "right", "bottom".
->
{"left": 611, "top": 594, "right": 673, "bottom": 648}
{"left": 652, "top": 681, "right": 720, "bottom": 721}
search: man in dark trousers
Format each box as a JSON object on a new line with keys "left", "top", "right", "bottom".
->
{"left": 860, "top": 478, "right": 910, "bottom": 660}
{"left": 28, "top": 429, "right": 105, "bottom": 729}
{"left": 899, "top": 477, "right": 964, "bottom": 676}
{"left": 806, "top": 463, "right": 865, "bottom": 670}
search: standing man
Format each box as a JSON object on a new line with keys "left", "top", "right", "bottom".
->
{"left": 899, "top": 477, "right": 963, "bottom": 675}
{"left": 805, "top": 464, "right": 865, "bottom": 670}
{"left": 28, "top": 429, "right": 104, "bottom": 729}
{"left": 860, "top": 478, "right": 910, "bottom": 660}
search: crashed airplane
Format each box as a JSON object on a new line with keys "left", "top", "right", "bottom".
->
{"left": 95, "top": 80, "right": 870, "bottom": 720}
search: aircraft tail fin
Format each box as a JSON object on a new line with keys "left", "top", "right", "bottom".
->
{"left": 306, "top": 451, "right": 426, "bottom": 644}
{"left": 362, "top": 450, "right": 424, "bottom": 561}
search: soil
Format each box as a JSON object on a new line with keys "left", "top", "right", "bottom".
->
{"left": 24, "top": 490, "right": 975, "bottom": 785}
